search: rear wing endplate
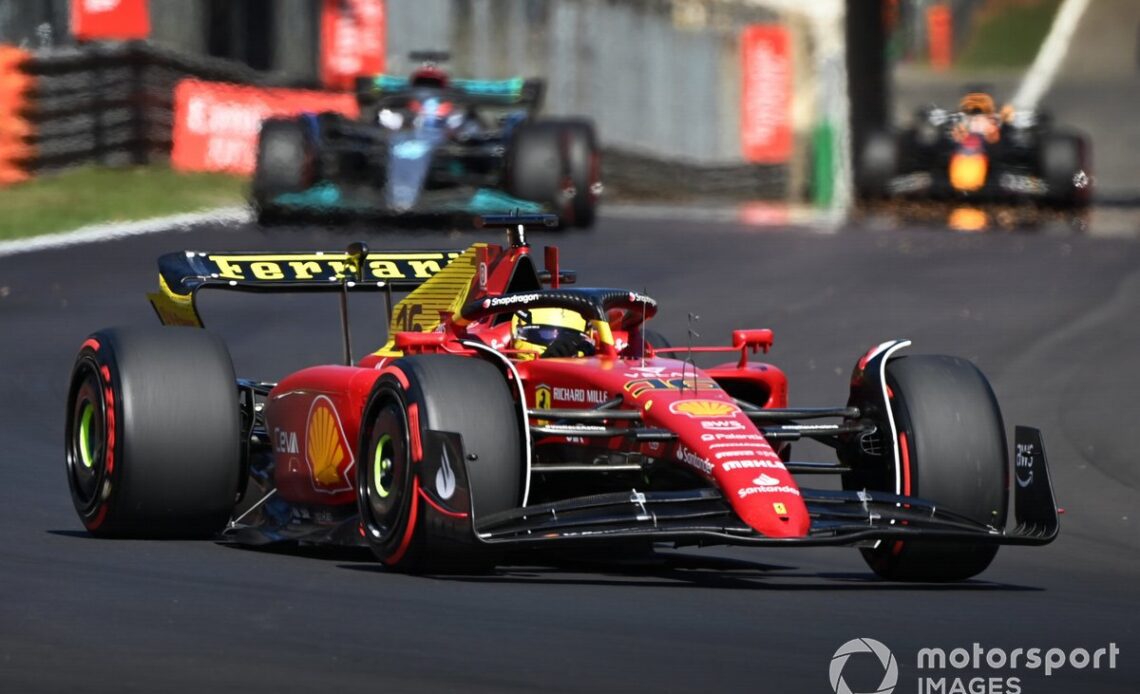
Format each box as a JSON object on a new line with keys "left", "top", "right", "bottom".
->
{"left": 148, "top": 249, "right": 461, "bottom": 327}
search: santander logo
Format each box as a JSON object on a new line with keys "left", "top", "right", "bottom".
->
{"left": 752, "top": 473, "right": 780, "bottom": 486}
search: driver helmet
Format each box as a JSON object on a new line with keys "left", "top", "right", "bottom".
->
{"left": 411, "top": 97, "right": 454, "bottom": 124}
{"left": 511, "top": 307, "right": 589, "bottom": 357}
{"left": 959, "top": 92, "right": 996, "bottom": 116}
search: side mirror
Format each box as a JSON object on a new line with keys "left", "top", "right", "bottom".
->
{"left": 733, "top": 329, "right": 774, "bottom": 367}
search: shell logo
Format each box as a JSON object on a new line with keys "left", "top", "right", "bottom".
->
{"left": 305, "top": 395, "right": 355, "bottom": 493}
{"left": 669, "top": 399, "right": 739, "bottom": 418}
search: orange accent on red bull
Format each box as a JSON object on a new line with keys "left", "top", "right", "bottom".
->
{"left": 949, "top": 152, "right": 988, "bottom": 192}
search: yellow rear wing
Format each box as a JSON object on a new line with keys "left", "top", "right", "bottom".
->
{"left": 147, "top": 247, "right": 481, "bottom": 329}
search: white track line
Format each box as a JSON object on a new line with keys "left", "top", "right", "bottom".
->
{"left": 0, "top": 206, "right": 252, "bottom": 259}
{"left": 1012, "top": 0, "right": 1091, "bottom": 109}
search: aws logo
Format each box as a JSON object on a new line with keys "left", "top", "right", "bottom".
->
{"left": 305, "top": 395, "right": 355, "bottom": 494}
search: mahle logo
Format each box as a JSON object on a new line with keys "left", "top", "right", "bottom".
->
{"left": 830, "top": 638, "right": 898, "bottom": 694}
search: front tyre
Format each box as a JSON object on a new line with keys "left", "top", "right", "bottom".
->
{"left": 252, "top": 117, "right": 319, "bottom": 224}
{"left": 65, "top": 327, "right": 241, "bottom": 538}
{"left": 358, "top": 355, "right": 523, "bottom": 572}
{"left": 845, "top": 355, "right": 1009, "bottom": 581}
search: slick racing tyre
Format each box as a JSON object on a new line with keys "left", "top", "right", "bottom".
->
{"left": 857, "top": 130, "right": 899, "bottom": 200}
{"left": 844, "top": 355, "right": 1008, "bottom": 581}
{"left": 252, "top": 117, "right": 318, "bottom": 223}
{"left": 505, "top": 120, "right": 600, "bottom": 228}
{"left": 358, "top": 355, "right": 523, "bottom": 573}
{"left": 65, "top": 327, "right": 241, "bottom": 538}
{"left": 559, "top": 119, "right": 600, "bottom": 228}
{"left": 1039, "top": 132, "right": 1091, "bottom": 208}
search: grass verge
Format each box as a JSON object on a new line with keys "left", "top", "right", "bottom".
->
{"left": 0, "top": 165, "right": 245, "bottom": 241}
{"left": 957, "top": 0, "right": 1062, "bottom": 69}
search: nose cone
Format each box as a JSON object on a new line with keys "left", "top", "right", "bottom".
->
{"left": 710, "top": 450, "right": 811, "bottom": 538}
{"left": 949, "top": 152, "right": 988, "bottom": 192}
{"left": 386, "top": 132, "right": 440, "bottom": 211}
{"left": 645, "top": 397, "right": 811, "bottom": 538}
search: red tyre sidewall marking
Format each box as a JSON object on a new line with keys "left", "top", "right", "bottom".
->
{"left": 407, "top": 402, "right": 423, "bottom": 463}
{"left": 418, "top": 486, "right": 468, "bottom": 519}
{"left": 380, "top": 365, "right": 409, "bottom": 390}
{"left": 100, "top": 365, "right": 115, "bottom": 476}
{"left": 891, "top": 431, "right": 913, "bottom": 557}
{"left": 387, "top": 477, "right": 421, "bottom": 566}
{"left": 84, "top": 342, "right": 113, "bottom": 531}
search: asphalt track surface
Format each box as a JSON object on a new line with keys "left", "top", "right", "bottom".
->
{"left": 2, "top": 209, "right": 1139, "bottom": 694}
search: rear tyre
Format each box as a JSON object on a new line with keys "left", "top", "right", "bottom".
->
{"left": 504, "top": 120, "right": 600, "bottom": 228}
{"left": 844, "top": 355, "right": 1008, "bottom": 581}
{"left": 357, "top": 355, "right": 522, "bottom": 572}
{"left": 560, "top": 119, "right": 600, "bottom": 228}
{"left": 252, "top": 118, "right": 318, "bottom": 224}
{"left": 65, "top": 327, "right": 241, "bottom": 538}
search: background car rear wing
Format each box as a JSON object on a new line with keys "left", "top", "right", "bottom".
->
{"left": 148, "top": 248, "right": 466, "bottom": 328}
{"left": 356, "top": 75, "right": 545, "bottom": 109}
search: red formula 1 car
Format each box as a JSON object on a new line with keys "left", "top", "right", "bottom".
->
{"left": 64, "top": 216, "right": 1059, "bottom": 580}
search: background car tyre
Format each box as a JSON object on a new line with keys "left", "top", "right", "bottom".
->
{"left": 843, "top": 355, "right": 1008, "bottom": 581}
{"left": 559, "top": 119, "right": 600, "bottom": 228}
{"left": 252, "top": 117, "right": 318, "bottom": 224}
{"left": 65, "top": 327, "right": 241, "bottom": 538}
{"left": 1039, "top": 132, "right": 1091, "bottom": 208}
{"left": 357, "top": 355, "right": 523, "bottom": 572}
{"left": 504, "top": 120, "right": 600, "bottom": 228}
{"left": 857, "top": 130, "right": 899, "bottom": 200}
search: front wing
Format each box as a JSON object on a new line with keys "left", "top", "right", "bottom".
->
{"left": 422, "top": 427, "right": 1059, "bottom": 549}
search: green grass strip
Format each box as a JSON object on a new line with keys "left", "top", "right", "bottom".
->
{"left": 957, "top": 0, "right": 1063, "bottom": 69}
{"left": 0, "top": 165, "right": 245, "bottom": 240}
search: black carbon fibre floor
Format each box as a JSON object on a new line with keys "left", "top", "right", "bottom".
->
{"left": 1, "top": 212, "right": 1137, "bottom": 693}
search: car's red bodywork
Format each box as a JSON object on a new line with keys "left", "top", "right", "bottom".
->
{"left": 250, "top": 227, "right": 818, "bottom": 539}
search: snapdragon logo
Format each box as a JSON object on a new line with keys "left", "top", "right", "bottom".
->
{"left": 830, "top": 638, "right": 898, "bottom": 694}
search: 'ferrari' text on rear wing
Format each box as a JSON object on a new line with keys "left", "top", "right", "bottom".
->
{"left": 148, "top": 248, "right": 462, "bottom": 327}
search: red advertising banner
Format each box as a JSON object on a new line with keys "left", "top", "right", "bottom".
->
{"left": 71, "top": 0, "right": 150, "bottom": 42}
{"left": 927, "top": 4, "right": 953, "bottom": 71}
{"left": 171, "top": 79, "right": 359, "bottom": 175}
{"left": 740, "top": 24, "right": 793, "bottom": 165}
{"left": 321, "top": 0, "right": 387, "bottom": 91}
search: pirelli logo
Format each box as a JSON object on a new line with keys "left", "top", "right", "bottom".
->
{"left": 202, "top": 252, "right": 459, "bottom": 282}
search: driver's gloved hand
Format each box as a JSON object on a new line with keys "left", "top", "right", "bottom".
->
{"left": 541, "top": 332, "right": 590, "bottom": 358}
